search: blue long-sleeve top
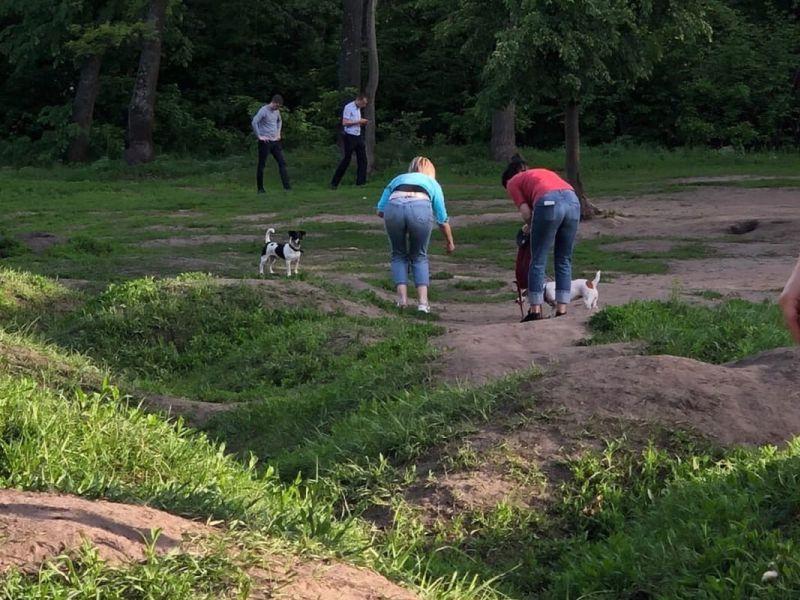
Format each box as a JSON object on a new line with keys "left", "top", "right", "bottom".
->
{"left": 376, "top": 173, "right": 449, "bottom": 225}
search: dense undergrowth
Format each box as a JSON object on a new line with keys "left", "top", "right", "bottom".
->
{"left": 1, "top": 265, "right": 799, "bottom": 598}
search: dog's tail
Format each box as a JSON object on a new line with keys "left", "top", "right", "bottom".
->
{"left": 264, "top": 228, "right": 275, "bottom": 243}
{"left": 592, "top": 271, "right": 602, "bottom": 288}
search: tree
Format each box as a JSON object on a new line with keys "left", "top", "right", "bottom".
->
{"left": 433, "top": 0, "right": 518, "bottom": 160}
{"left": 363, "top": 0, "right": 379, "bottom": 171}
{"left": 124, "top": 0, "right": 169, "bottom": 165}
{"left": 0, "top": 0, "right": 143, "bottom": 162}
{"left": 338, "top": 0, "right": 364, "bottom": 90}
{"left": 486, "top": 0, "right": 711, "bottom": 218}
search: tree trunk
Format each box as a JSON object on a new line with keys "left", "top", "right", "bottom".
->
{"left": 338, "top": 0, "right": 363, "bottom": 90}
{"left": 124, "top": 0, "right": 168, "bottom": 165}
{"left": 565, "top": 100, "right": 600, "bottom": 220}
{"left": 490, "top": 102, "right": 517, "bottom": 162}
{"left": 66, "top": 54, "right": 103, "bottom": 163}
{"left": 363, "top": 0, "right": 379, "bottom": 173}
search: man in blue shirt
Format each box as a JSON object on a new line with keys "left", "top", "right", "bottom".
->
{"left": 252, "top": 94, "right": 290, "bottom": 195}
{"left": 330, "top": 94, "right": 369, "bottom": 189}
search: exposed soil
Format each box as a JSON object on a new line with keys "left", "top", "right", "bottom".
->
{"left": 141, "top": 234, "right": 257, "bottom": 248}
{"left": 0, "top": 489, "right": 207, "bottom": 572}
{"left": 0, "top": 490, "right": 418, "bottom": 599}
{"left": 16, "top": 232, "right": 63, "bottom": 253}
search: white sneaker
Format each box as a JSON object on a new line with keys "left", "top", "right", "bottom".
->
{"left": 417, "top": 304, "right": 430, "bottom": 314}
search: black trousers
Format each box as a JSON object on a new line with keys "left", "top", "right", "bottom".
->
{"left": 257, "top": 140, "right": 290, "bottom": 191}
{"left": 331, "top": 134, "right": 367, "bottom": 187}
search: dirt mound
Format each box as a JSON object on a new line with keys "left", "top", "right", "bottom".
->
{"left": 0, "top": 490, "right": 418, "bottom": 599}
{"left": 17, "top": 232, "right": 63, "bottom": 253}
{"left": 260, "top": 560, "right": 418, "bottom": 600}
{"left": 0, "top": 489, "right": 207, "bottom": 571}
{"left": 526, "top": 346, "right": 800, "bottom": 446}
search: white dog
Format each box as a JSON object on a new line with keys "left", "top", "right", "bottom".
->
{"left": 259, "top": 228, "right": 305, "bottom": 277}
{"left": 544, "top": 270, "right": 601, "bottom": 310}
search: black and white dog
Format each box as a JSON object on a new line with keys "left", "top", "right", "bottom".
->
{"left": 259, "top": 228, "right": 306, "bottom": 277}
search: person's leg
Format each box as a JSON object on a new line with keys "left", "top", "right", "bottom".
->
{"left": 354, "top": 138, "right": 367, "bottom": 186}
{"left": 256, "top": 141, "right": 269, "bottom": 192}
{"left": 269, "top": 141, "right": 291, "bottom": 190}
{"left": 553, "top": 191, "right": 581, "bottom": 314}
{"left": 527, "top": 201, "right": 560, "bottom": 315}
{"left": 384, "top": 202, "right": 410, "bottom": 305}
{"left": 407, "top": 201, "right": 434, "bottom": 308}
{"left": 331, "top": 135, "right": 354, "bottom": 188}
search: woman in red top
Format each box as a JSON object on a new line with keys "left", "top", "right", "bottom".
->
{"left": 502, "top": 155, "right": 581, "bottom": 322}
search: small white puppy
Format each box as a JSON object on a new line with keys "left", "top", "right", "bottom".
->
{"left": 544, "top": 270, "right": 601, "bottom": 310}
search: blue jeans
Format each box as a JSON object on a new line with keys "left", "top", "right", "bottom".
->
{"left": 529, "top": 190, "right": 581, "bottom": 305}
{"left": 384, "top": 199, "right": 434, "bottom": 286}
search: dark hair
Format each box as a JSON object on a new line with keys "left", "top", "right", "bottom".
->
{"left": 356, "top": 93, "right": 369, "bottom": 101}
{"left": 501, "top": 153, "right": 528, "bottom": 188}
{"left": 271, "top": 94, "right": 284, "bottom": 105}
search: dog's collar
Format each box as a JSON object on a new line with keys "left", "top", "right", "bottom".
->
{"left": 289, "top": 241, "right": 301, "bottom": 251}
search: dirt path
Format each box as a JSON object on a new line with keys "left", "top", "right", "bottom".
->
{"left": 0, "top": 489, "right": 418, "bottom": 599}
{"left": 425, "top": 185, "right": 800, "bottom": 384}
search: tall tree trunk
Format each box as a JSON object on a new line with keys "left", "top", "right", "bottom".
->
{"left": 363, "top": 0, "right": 379, "bottom": 173}
{"left": 338, "top": 0, "right": 363, "bottom": 90}
{"left": 490, "top": 102, "right": 517, "bottom": 162}
{"left": 124, "top": 0, "right": 168, "bottom": 165}
{"left": 565, "top": 100, "right": 599, "bottom": 220}
{"left": 66, "top": 54, "right": 103, "bottom": 163}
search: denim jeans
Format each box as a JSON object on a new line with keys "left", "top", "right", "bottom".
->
{"left": 528, "top": 190, "right": 581, "bottom": 305}
{"left": 384, "top": 199, "right": 434, "bottom": 286}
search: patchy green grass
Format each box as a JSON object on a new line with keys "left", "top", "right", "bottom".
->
{"left": 0, "top": 539, "right": 250, "bottom": 599}
{"left": 589, "top": 299, "right": 792, "bottom": 363}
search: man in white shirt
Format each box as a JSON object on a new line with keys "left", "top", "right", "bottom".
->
{"left": 330, "top": 94, "right": 369, "bottom": 189}
{"left": 252, "top": 94, "right": 290, "bottom": 195}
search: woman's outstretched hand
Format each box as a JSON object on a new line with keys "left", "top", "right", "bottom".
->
{"left": 445, "top": 240, "right": 455, "bottom": 254}
{"left": 779, "top": 258, "right": 800, "bottom": 343}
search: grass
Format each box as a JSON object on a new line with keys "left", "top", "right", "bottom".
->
{"left": 588, "top": 298, "right": 792, "bottom": 363}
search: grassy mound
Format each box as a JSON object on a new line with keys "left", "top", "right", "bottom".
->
{"left": 589, "top": 299, "right": 791, "bottom": 363}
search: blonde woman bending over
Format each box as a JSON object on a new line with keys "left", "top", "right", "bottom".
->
{"left": 376, "top": 157, "right": 455, "bottom": 313}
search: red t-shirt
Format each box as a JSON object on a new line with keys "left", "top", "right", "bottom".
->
{"left": 506, "top": 169, "right": 574, "bottom": 209}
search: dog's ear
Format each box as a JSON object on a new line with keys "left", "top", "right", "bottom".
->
{"left": 288, "top": 230, "right": 298, "bottom": 237}
{"left": 299, "top": 230, "right": 307, "bottom": 237}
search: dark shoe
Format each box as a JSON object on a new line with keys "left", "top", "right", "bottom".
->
{"left": 257, "top": 189, "right": 266, "bottom": 195}
{"left": 554, "top": 311, "right": 567, "bottom": 318}
{"left": 330, "top": 183, "right": 338, "bottom": 190}
{"left": 521, "top": 311, "right": 543, "bottom": 323}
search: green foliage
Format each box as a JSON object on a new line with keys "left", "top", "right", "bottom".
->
{"left": 0, "top": 540, "right": 250, "bottom": 598}
{"left": 589, "top": 299, "right": 792, "bottom": 363}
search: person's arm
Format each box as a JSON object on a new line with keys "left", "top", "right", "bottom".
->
{"left": 252, "top": 106, "right": 268, "bottom": 140}
{"left": 432, "top": 182, "right": 455, "bottom": 253}
{"left": 439, "top": 222, "right": 455, "bottom": 254}
{"left": 275, "top": 111, "right": 281, "bottom": 141}
{"left": 779, "top": 256, "right": 800, "bottom": 343}
{"left": 375, "top": 179, "right": 395, "bottom": 217}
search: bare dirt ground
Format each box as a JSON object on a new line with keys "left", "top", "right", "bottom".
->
{"left": 428, "top": 185, "right": 800, "bottom": 384}
{"left": 0, "top": 489, "right": 418, "bottom": 599}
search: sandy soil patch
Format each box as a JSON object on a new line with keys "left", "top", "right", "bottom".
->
{"left": 0, "top": 490, "right": 418, "bottom": 599}
{"left": 232, "top": 212, "right": 280, "bottom": 223}
{"left": 17, "top": 232, "right": 63, "bottom": 253}
{"left": 525, "top": 346, "right": 800, "bottom": 447}
{"left": 141, "top": 234, "right": 257, "bottom": 248}
{"left": 0, "top": 489, "right": 207, "bottom": 572}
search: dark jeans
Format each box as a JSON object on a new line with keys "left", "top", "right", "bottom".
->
{"left": 257, "top": 140, "right": 290, "bottom": 191}
{"left": 528, "top": 190, "right": 581, "bottom": 305}
{"left": 331, "top": 134, "right": 367, "bottom": 187}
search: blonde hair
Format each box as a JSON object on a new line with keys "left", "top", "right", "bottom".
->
{"left": 408, "top": 156, "right": 436, "bottom": 179}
